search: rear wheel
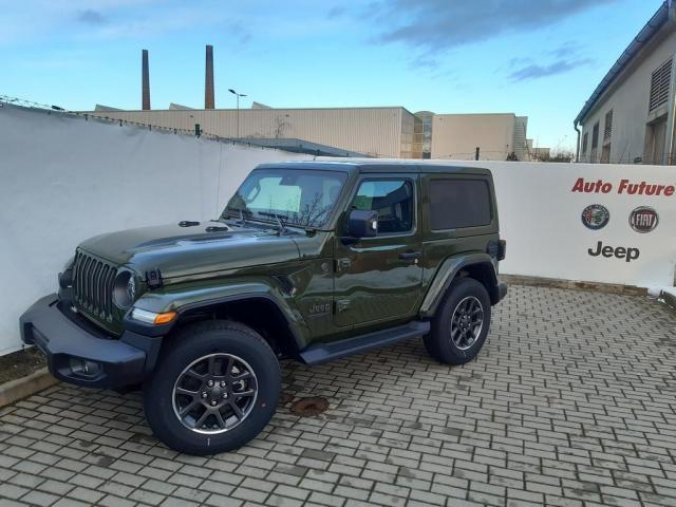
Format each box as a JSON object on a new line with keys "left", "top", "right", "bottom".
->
{"left": 144, "top": 320, "right": 280, "bottom": 455}
{"left": 424, "top": 277, "right": 491, "bottom": 365}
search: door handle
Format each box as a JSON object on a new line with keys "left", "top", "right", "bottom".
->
{"left": 399, "top": 251, "right": 421, "bottom": 261}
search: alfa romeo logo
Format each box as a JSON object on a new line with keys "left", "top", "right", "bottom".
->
{"left": 581, "top": 204, "right": 610, "bottom": 230}
{"left": 629, "top": 207, "right": 658, "bottom": 233}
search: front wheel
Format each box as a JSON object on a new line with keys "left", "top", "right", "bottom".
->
{"left": 424, "top": 277, "right": 491, "bottom": 365}
{"left": 143, "top": 321, "right": 281, "bottom": 455}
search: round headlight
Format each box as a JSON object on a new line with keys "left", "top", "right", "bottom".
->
{"left": 63, "top": 256, "right": 75, "bottom": 271}
{"left": 113, "top": 271, "right": 136, "bottom": 309}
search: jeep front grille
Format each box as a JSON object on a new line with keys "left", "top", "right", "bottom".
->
{"left": 72, "top": 250, "right": 118, "bottom": 321}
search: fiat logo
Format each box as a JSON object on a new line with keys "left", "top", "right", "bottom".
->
{"left": 629, "top": 206, "right": 658, "bottom": 233}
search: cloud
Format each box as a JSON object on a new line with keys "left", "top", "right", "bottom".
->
{"left": 548, "top": 41, "right": 583, "bottom": 58}
{"left": 327, "top": 5, "right": 346, "bottom": 18}
{"left": 508, "top": 58, "right": 593, "bottom": 81}
{"left": 363, "top": 0, "right": 617, "bottom": 53}
{"left": 411, "top": 56, "right": 439, "bottom": 70}
{"left": 76, "top": 9, "right": 107, "bottom": 25}
{"left": 224, "top": 22, "right": 253, "bottom": 46}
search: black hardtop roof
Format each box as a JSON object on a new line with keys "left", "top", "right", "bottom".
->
{"left": 256, "top": 160, "right": 492, "bottom": 176}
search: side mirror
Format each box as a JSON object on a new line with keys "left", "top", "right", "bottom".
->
{"left": 347, "top": 209, "right": 378, "bottom": 238}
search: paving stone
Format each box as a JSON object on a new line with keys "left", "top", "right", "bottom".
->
{"left": 53, "top": 498, "right": 90, "bottom": 507}
{"left": 98, "top": 495, "right": 136, "bottom": 507}
{"left": 0, "top": 483, "right": 30, "bottom": 500}
{"left": 204, "top": 494, "right": 244, "bottom": 507}
{"left": 21, "top": 490, "right": 59, "bottom": 506}
{"left": 0, "top": 286, "right": 673, "bottom": 507}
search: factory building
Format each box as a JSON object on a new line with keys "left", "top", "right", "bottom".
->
{"left": 430, "top": 113, "right": 529, "bottom": 161}
{"left": 93, "top": 106, "right": 422, "bottom": 158}
{"left": 89, "top": 46, "right": 536, "bottom": 160}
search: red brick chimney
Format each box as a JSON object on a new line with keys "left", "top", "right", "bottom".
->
{"left": 205, "top": 45, "right": 215, "bottom": 109}
{"left": 142, "top": 49, "right": 150, "bottom": 110}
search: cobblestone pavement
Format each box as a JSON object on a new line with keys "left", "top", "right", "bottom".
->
{"left": 1, "top": 285, "right": 675, "bottom": 507}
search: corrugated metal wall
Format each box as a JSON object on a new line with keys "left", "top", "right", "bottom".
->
{"left": 91, "top": 107, "right": 408, "bottom": 158}
{"left": 430, "top": 114, "right": 518, "bottom": 160}
{"left": 513, "top": 116, "right": 529, "bottom": 161}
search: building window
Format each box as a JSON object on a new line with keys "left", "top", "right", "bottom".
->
{"left": 603, "top": 110, "right": 613, "bottom": 144}
{"left": 649, "top": 58, "right": 673, "bottom": 111}
{"left": 582, "top": 133, "right": 588, "bottom": 155}
{"left": 428, "top": 179, "right": 492, "bottom": 230}
{"left": 592, "top": 122, "right": 600, "bottom": 149}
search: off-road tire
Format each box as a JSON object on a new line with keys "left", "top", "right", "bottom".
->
{"left": 424, "top": 277, "right": 491, "bottom": 365}
{"left": 144, "top": 320, "right": 281, "bottom": 455}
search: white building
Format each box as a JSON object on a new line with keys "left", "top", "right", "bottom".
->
{"left": 575, "top": 1, "right": 676, "bottom": 165}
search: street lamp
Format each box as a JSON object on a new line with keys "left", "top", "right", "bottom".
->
{"left": 228, "top": 88, "right": 247, "bottom": 138}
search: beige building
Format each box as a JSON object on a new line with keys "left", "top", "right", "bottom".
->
{"left": 575, "top": 1, "right": 676, "bottom": 165}
{"left": 430, "top": 113, "right": 529, "bottom": 161}
{"left": 89, "top": 46, "right": 535, "bottom": 160}
{"left": 91, "top": 105, "right": 535, "bottom": 161}
{"left": 91, "top": 106, "right": 422, "bottom": 159}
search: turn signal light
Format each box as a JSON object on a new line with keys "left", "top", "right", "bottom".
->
{"left": 131, "top": 308, "right": 177, "bottom": 325}
{"left": 154, "top": 311, "right": 177, "bottom": 325}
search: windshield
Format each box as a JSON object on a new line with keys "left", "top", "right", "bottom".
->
{"left": 223, "top": 168, "right": 347, "bottom": 229}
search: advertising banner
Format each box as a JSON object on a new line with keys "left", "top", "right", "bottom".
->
{"left": 452, "top": 161, "right": 675, "bottom": 290}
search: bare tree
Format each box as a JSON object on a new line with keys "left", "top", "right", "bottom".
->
{"left": 273, "top": 115, "right": 290, "bottom": 138}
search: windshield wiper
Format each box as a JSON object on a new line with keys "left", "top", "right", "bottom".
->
{"left": 257, "top": 212, "right": 288, "bottom": 234}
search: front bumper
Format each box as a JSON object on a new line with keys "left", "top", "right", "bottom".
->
{"left": 20, "top": 294, "right": 162, "bottom": 389}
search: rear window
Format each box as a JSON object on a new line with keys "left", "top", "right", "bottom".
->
{"left": 429, "top": 179, "right": 492, "bottom": 230}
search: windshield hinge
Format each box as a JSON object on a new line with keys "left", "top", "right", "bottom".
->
{"left": 146, "top": 268, "right": 163, "bottom": 289}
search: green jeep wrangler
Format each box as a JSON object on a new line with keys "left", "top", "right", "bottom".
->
{"left": 21, "top": 161, "right": 506, "bottom": 455}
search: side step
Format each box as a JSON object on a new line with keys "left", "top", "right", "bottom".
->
{"left": 300, "top": 320, "right": 430, "bottom": 366}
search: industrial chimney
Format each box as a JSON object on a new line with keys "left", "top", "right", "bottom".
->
{"left": 142, "top": 49, "right": 150, "bottom": 110}
{"left": 205, "top": 45, "right": 215, "bottom": 109}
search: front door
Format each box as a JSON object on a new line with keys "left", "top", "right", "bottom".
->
{"left": 333, "top": 174, "right": 423, "bottom": 329}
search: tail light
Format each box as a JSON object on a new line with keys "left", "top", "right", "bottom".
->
{"left": 497, "top": 240, "right": 506, "bottom": 261}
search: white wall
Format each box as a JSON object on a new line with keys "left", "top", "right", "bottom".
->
{"left": 441, "top": 160, "right": 675, "bottom": 289}
{"left": 0, "top": 104, "right": 308, "bottom": 354}
{"left": 1, "top": 104, "right": 674, "bottom": 355}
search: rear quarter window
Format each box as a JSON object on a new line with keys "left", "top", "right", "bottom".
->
{"left": 429, "top": 179, "right": 492, "bottom": 230}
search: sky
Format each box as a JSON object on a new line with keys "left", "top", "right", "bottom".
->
{"left": 0, "top": 0, "right": 665, "bottom": 152}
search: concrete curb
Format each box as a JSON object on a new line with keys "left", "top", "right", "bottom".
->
{"left": 661, "top": 290, "right": 676, "bottom": 311}
{"left": 501, "top": 274, "right": 647, "bottom": 296}
{"left": 0, "top": 367, "right": 58, "bottom": 409}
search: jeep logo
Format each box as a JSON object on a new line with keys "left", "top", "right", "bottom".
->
{"left": 309, "top": 303, "right": 331, "bottom": 315}
{"left": 588, "top": 241, "right": 639, "bottom": 262}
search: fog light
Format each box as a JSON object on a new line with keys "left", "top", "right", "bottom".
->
{"left": 69, "top": 358, "right": 101, "bottom": 377}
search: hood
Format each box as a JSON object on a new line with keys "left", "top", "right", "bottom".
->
{"left": 78, "top": 222, "right": 301, "bottom": 281}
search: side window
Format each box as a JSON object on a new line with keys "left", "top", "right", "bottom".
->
{"left": 429, "top": 179, "right": 492, "bottom": 230}
{"left": 582, "top": 133, "right": 588, "bottom": 155}
{"left": 592, "top": 122, "right": 600, "bottom": 149}
{"left": 352, "top": 179, "right": 414, "bottom": 234}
